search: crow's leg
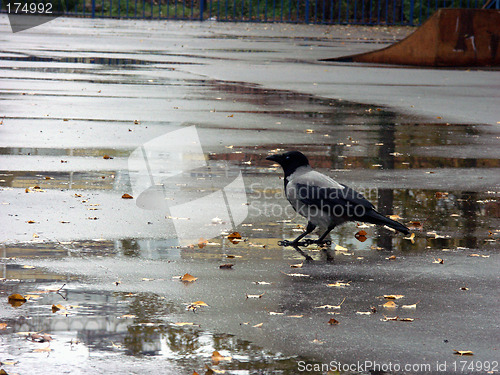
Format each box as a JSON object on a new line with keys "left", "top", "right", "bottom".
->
{"left": 315, "top": 226, "right": 335, "bottom": 244}
{"left": 291, "top": 245, "right": 313, "bottom": 262}
{"left": 314, "top": 226, "right": 335, "bottom": 262}
{"left": 291, "top": 222, "right": 316, "bottom": 246}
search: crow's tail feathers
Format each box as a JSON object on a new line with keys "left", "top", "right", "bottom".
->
{"left": 363, "top": 210, "right": 410, "bottom": 235}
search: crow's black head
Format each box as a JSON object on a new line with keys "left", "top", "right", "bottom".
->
{"left": 266, "top": 151, "right": 310, "bottom": 176}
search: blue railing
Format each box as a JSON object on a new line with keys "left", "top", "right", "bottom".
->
{"left": 0, "top": 0, "right": 492, "bottom": 25}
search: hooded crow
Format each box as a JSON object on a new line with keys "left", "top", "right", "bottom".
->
{"left": 266, "top": 151, "right": 410, "bottom": 254}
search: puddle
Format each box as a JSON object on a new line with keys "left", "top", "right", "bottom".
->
{"left": 1, "top": 39, "right": 499, "bottom": 374}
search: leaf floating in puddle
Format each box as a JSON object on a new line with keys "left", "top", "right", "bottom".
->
{"left": 181, "top": 273, "right": 198, "bottom": 283}
{"left": 121, "top": 193, "right": 133, "bottom": 199}
{"left": 355, "top": 230, "right": 367, "bottom": 242}
{"left": 8, "top": 294, "right": 27, "bottom": 308}
{"left": 211, "top": 350, "right": 232, "bottom": 364}
{"left": 227, "top": 232, "right": 242, "bottom": 244}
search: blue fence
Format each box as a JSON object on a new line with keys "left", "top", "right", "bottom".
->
{"left": 1, "top": 0, "right": 492, "bottom": 25}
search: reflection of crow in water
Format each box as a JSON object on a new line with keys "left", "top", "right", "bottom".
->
{"left": 266, "top": 151, "right": 410, "bottom": 260}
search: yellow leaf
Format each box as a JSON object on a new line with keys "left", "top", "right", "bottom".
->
{"left": 404, "top": 232, "right": 415, "bottom": 243}
{"left": 389, "top": 214, "right": 402, "bottom": 220}
{"left": 0, "top": 323, "right": 7, "bottom": 330}
{"left": 191, "top": 301, "right": 208, "bottom": 306}
{"left": 211, "top": 350, "right": 232, "bottom": 363}
{"left": 433, "top": 258, "right": 444, "bottom": 264}
{"left": 383, "top": 301, "right": 398, "bottom": 309}
{"left": 252, "top": 322, "right": 264, "bottom": 328}
{"left": 287, "top": 315, "right": 303, "bottom": 318}
{"left": 399, "top": 317, "right": 414, "bottom": 322}
{"left": 175, "top": 322, "right": 195, "bottom": 326}
{"left": 327, "top": 281, "right": 350, "bottom": 287}
{"left": 454, "top": 350, "right": 474, "bottom": 356}
{"left": 334, "top": 244, "right": 348, "bottom": 251}
{"left": 181, "top": 273, "right": 197, "bottom": 283}
{"left": 290, "top": 262, "right": 303, "bottom": 268}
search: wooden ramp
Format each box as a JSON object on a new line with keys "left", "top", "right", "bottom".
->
{"left": 322, "top": 9, "right": 500, "bottom": 67}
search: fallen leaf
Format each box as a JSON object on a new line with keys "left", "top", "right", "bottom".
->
{"left": 290, "top": 262, "right": 303, "bottom": 268}
{"left": 121, "top": 193, "right": 133, "bottom": 199}
{"left": 8, "top": 294, "right": 27, "bottom": 307}
{"left": 383, "top": 295, "right": 405, "bottom": 300}
{"left": 212, "top": 350, "right": 232, "bottom": 364}
{"left": 252, "top": 322, "right": 264, "bottom": 328}
{"left": 327, "top": 281, "right": 350, "bottom": 287}
{"left": 386, "top": 255, "right": 397, "bottom": 260}
{"left": 315, "top": 297, "right": 346, "bottom": 310}
{"left": 380, "top": 316, "right": 399, "bottom": 321}
{"left": 246, "top": 293, "right": 265, "bottom": 299}
{"left": 219, "top": 263, "right": 233, "bottom": 269}
{"left": 399, "top": 317, "right": 414, "bottom": 322}
{"left": 51, "top": 304, "right": 65, "bottom": 313}
{"left": 356, "top": 311, "right": 372, "bottom": 315}
{"left": 283, "top": 273, "right": 310, "bottom": 277}
{"left": 175, "top": 322, "right": 195, "bottom": 326}
{"left": 27, "top": 220, "right": 36, "bottom": 224}
{"left": 0, "top": 322, "right": 7, "bottom": 330}
{"left": 306, "top": 129, "right": 314, "bottom": 133}
{"left": 404, "top": 232, "right": 415, "bottom": 243}
{"left": 269, "top": 312, "right": 284, "bottom": 315}
{"left": 388, "top": 214, "right": 402, "bottom": 220}
{"left": 334, "top": 244, "right": 348, "bottom": 251}
{"left": 287, "top": 315, "right": 303, "bottom": 318}
{"left": 227, "top": 232, "right": 242, "bottom": 244}
{"left": 355, "top": 230, "right": 367, "bottom": 242}
{"left": 181, "top": 273, "right": 197, "bottom": 283}
{"left": 454, "top": 350, "right": 474, "bottom": 356}
{"left": 103, "top": 155, "right": 113, "bottom": 160}
{"left": 119, "top": 314, "right": 137, "bottom": 319}
{"left": 328, "top": 318, "right": 339, "bottom": 325}
{"left": 190, "top": 301, "right": 208, "bottom": 306}
{"left": 433, "top": 258, "right": 444, "bottom": 264}
{"left": 205, "top": 364, "right": 225, "bottom": 374}
{"left": 383, "top": 301, "right": 398, "bottom": 309}
{"left": 402, "top": 302, "right": 419, "bottom": 309}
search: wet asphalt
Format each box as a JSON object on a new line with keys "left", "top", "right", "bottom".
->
{"left": 0, "top": 17, "right": 499, "bottom": 375}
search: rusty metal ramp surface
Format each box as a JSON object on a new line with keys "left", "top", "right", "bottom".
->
{"left": 322, "top": 9, "right": 500, "bottom": 67}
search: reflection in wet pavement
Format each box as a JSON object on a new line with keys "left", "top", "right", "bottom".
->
{"left": 1, "top": 25, "right": 499, "bottom": 375}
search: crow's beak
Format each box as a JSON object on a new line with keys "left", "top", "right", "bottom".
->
{"left": 266, "top": 154, "right": 280, "bottom": 162}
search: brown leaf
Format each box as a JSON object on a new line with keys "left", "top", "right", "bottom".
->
{"left": 227, "top": 232, "right": 242, "bottom": 244}
{"left": 328, "top": 318, "right": 339, "bottom": 325}
{"left": 51, "top": 304, "right": 64, "bottom": 313}
{"left": 8, "top": 294, "right": 27, "bottom": 308}
{"left": 198, "top": 238, "right": 207, "bottom": 249}
{"left": 181, "top": 273, "right": 197, "bottom": 283}
{"left": 103, "top": 155, "right": 113, "bottom": 160}
{"left": 121, "top": 193, "right": 133, "bottom": 199}
{"left": 383, "top": 294, "right": 405, "bottom": 300}
{"left": 219, "top": 263, "right": 233, "bottom": 269}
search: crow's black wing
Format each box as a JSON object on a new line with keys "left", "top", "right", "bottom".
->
{"left": 295, "top": 182, "right": 374, "bottom": 218}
